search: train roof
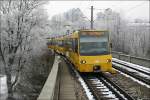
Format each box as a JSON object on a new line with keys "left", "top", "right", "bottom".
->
{"left": 79, "top": 29, "right": 108, "bottom": 32}
{"left": 47, "top": 29, "right": 108, "bottom": 40}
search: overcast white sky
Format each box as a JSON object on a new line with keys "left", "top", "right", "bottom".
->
{"left": 44, "top": 1, "right": 149, "bottom": 21}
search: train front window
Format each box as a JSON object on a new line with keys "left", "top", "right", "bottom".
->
{"left": 80, "top": 31, "right": 110, "bottom": 55}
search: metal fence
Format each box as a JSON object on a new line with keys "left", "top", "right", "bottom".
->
{"left": 112, "top": 51, "right": 150, "bottom": 68}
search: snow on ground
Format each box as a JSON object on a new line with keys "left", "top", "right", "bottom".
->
{"left": 71, "top": 67, "right": 94, "bottom": 100}
{"left": 116, "top": 69, "right": 150, "bottom": 88}
{"left": 112, "top": 62, "right": 150, "bottom": 79}
{"left": 112, "top": 58, "right": 150, "bottom": 74}
{"left": 0, "top": 75, "right": 7, "bottom": 100}
{"left": 78, "top": 77, "right": 94, "bottom": 100}
{"left": 92, "top": 79, "right": 118, "bottom": 99}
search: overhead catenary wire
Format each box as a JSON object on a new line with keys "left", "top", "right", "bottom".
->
{"left": 125, "top": 1, "right": 147, "bottom": 16}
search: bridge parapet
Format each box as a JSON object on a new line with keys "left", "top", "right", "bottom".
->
{"left": 37, "top": 56, "right": 60, "bottom": 100}
{"left": 112, "top": 51, "right": 150, "bottom": 68}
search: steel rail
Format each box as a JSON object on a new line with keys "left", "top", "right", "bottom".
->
{"left": 113, "top": 62, "right": 150, "bottom": 85}
{"left": 113, "top": 60, "right": 150, "bottom": 76}
{"left": 59, "top": 54, "right": 135, "bottom": 100}
{"left": 98, "top": 73, "right": 135, "bottom": 100}
{"left": 81, "top": 75, "right": 101, "bottom": 100}
{"left": 81, "top": 73, "right": 135, "bottom": 100}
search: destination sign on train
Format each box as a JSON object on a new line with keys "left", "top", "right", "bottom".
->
{"left": 81, "top": 31, "right": 105, "bottom": 36}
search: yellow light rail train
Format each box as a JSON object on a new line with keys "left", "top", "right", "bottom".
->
{"left": 47, "top": 29, "right": 115, "bottom": 73}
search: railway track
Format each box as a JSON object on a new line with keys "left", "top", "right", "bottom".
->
{"left": 112, "top": 59, "right": 150, "bottom": 76}
{"left": 63, "top": 57, "right": 134, "bottom": 100}
{"left": 81, "top": 73, "right": 134, "bottom": 100}
{"left": 112, "top": 60, "right": 150, "bottom": 85}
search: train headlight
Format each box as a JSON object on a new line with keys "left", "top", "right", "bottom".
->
{"left": 107, "top": 59, "right": 111, "bottom": 63}
{"left": 80, "top": 60, "right": 86, "bottom": 64}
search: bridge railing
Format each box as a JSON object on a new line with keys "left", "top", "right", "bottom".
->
{"left": 37, "top": 56, "right": 60, "bottom": 100}
{"left": 112, "top": 51, "right": 150, "bottom": 68}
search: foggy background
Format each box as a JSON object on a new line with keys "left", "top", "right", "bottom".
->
{"left": 0, "top": 0, "right": 149, "bottom": 100}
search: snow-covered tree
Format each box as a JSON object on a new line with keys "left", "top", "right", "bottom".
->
{"left": 49, "top": 8, "right": 88, "bottom": 35}
{"left": 0, "top": 0, "right": 50, "bottom": 99}
{"left": 49, "top": 7, "right": 150, "bottom": 58}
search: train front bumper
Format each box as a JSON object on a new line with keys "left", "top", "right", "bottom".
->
{"left": 78, "top": 63, "right": 112, "bottom": 72}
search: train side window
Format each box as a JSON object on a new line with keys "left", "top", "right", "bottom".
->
{"left": 69, "top": 39, "right": 72, "bottom": 49}
{"left": 58, "top": 40, "right": 62, "bottom": 46}
{"left": 52, "top": 40, "right": 54, "bottom": 45}
{"left": 66, "top": 39, "right": 69, "bottom": 47}
{"left": 54, "top": 40, "right": 56, "bottom": 45}
{"left": 75, "top": 39, "right": 78, "bottom": 53}
{"left": 56, "top": 40, "right": 58, "bottom": 46}
{"left": 50, "top": 40, "right": 52, "bottom": 45}
{"left": 57, "top": 40, "right": 59, "bottom": 46}
{"left": 53, "top": 40, "right": 54, "bottom": 45}
{"left": 61, "top": 40, "right": 63, "bottom": 47}
{"left": 66, "top": 39, "right": 71, "bottom": 49}
{"left": 62, "top": 40, "right": 64, "bottom": 47}
{"left": 63, "top": 40, "right": 65, "bottom": 47}
{"left": 55, "top": 40, "right": 57, "bottom": 46}
{"left": 69, "top": 39, "right": 73, "bottom": 50}
{"left": 72, "top": 39, "right": 75, "bottom": 52}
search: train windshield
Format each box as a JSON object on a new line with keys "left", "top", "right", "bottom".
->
{"left": 80, "top": 31, "right": 110, "bottom": 56}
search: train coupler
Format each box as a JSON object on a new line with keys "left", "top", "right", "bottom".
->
{"left": 93, "top": 65, "right": 100, "bottom": 72}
